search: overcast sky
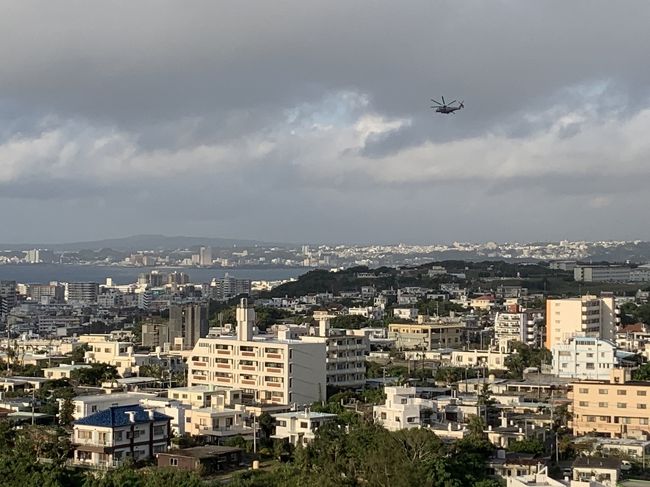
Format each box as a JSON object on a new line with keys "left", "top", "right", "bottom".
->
{"left": 2, "top": 1, "right": 650, "bottom": 245}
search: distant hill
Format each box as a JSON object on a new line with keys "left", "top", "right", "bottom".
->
{"left": 0, "top": 234, "right": 280, "bottom": 251}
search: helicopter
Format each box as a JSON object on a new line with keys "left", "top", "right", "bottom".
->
{"left": 431, "top": 96, "right": 464, "bottom": 114}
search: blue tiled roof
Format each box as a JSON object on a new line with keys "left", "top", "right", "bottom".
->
{"left": 74, "top": 404, "right": 171, "bottom": 428}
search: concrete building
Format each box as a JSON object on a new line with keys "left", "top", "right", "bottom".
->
{"left": 199, "top": 246, "right": 212, "bottom": 266}
{"left": 210, "top": 275, "right": 251, "bottom": 301}
{"left": 67, "top": 282, "right": 100, "bottom": 304}
{"left": 451, "top": 349, "right": 511, "bottom": 371}
{"left": 288, "top": 320, "right": 368, "bottom": 390}
{"left": 574, "top": 266, "right": 632, "bottom": 283}
{"left": 72, "top": 405, "right": 171, "bottom": 468}
{"left": 70, "top": 392, "right": 159, "bottom": 420}
{"left": 0, "top": 280, "right": 17, "bottom": 319}
{"left": 187, "top": 298, "right": 327, "bottom": 406}
{"left": 27, "top": 283, "right": 65, "bottom": 303}
{"left": 43, "top": 363, "right": 91, "bottom": 380}
{"left": 571, "top": 369, "right": 650, "bottom": 438}
{"left": 494, "top": 310, "right": 543, "bottom": 351}
{"left": 545, "top": 295, "right": 617, "bottom": 350}
{"left": 373, "top": 386, "right": 437, "bottom": 431}
{"left": 272, "top": 410, "right": 337, "bottom": 446}
{"left": 388, "top": 320, "right": 465, "bottom": 350}
{"left": 168, "top": 304, "right": 209, "bottom": 349}
{"left": 393, "top": 308, "right": 418, "bottom": 321}
{"left": 552, "top": 337, "right": 619, "bottom": 380}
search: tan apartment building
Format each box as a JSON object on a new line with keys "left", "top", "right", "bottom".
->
{"left": 187, "top": 299, "right": 326, "bottom": 406}
{"left": 545, "top": 295, "right": 616, "bottom": 350}
{"left": 571, "top": 369, "right": 650, "bottom": 438}
{"left": 388, "top": 321, "right": 465, "bottom": 350}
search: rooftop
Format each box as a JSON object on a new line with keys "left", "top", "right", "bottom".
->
{"left": 572, "top": 456, "right": 621, "bottom": 470}
{"left": 272, "top": 411, "right": 337, "bottom": 420}
{"left": 161, "top": 446, "right": 242, "bottom": 459}
{"left": 75, "top": 404, "right": 171, "bottom": 428}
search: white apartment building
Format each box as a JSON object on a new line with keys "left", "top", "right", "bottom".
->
{"left": 72, "top": 405, "right": 171, "bottom": 468}
{"left": 187, "top": 299, "right": 326, "bottom": 406}
{"left": 288, "top": 320, "right": 368, "bottom": 390}
{"left": 494, "top": 310, "right": 543, "bottom": 351}
{"left": 552, "top": 337, "right": 619, "bottom": 380}
{"left": 545, "top": 295, "right": 617, "bottom": 349}
{"left": 272, "top": 410, "right": 337, "bottom": 446}
{"left": 373, "top": 386, "right": 437, "bottom": 431}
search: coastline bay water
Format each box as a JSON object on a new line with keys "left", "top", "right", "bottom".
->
{"left": 0, "top": 264, "right": 307, "bottom": 285}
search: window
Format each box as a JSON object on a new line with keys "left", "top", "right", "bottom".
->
{"left": 639, "top": 404, "right": 648, "bottom": 410}
{"left": 579, "top": 388, "right": 589, "bottom": 394}
{"left": 641, "top": 418, "right": 649, "bottom": 425}
{"left": 586, "top": 363, "right": 595, "bottom": 370}
{"left": 169, "top": 458, "right": 178, "bottom": 466}
{"left": 598, "top": 402, "right": 608, "bottom": 408}
{"left": 300, "top": 422, "right": 308, "bottom": 429}
{"left": 618, "top": 390, "right": 627, "bottom": 396}
{"left": 153, "top": 425, "right": 165, "bottom": 436}
{"left": 579, "top": 401, "right": 588, "bottom": 407}
{"left": 639, "top": 391, "right": 647, "bottom": 396}
{"left": 617, "top": 403, "right": 627, "bottom": 409}
{"left": 114, "top": 431, "right": 123, "bottom": 442}
{"left": 599, "top": 389, "right": 608, "bottom": 395}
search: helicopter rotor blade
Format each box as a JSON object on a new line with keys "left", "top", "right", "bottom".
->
{"left": 441, "top": 96, "right": 446, "bottom": 105}
{"left": 431, "top": 99, "right": 442, "bottom": 105}
{"left": 448, "top": 99, "right": 457, "bottom": 106}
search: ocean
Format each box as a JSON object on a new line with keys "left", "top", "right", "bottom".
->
{"left": 0, "top": 264, "right": 307, "bottom": 285}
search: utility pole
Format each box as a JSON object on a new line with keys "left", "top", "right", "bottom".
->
{"left": 252, "top": 415, "right": 257, "bottom": 454}
{"left": 31, "top": 387, "right": 35, "bottom": 425}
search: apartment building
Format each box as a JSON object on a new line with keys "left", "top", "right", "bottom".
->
{"left": 552, "top": 337, "right": 619, "bottom": 380}
{"left": 545, "top": 295, "right": 617, "bottom": 349}
{"left": 66, "top": 282, "right": 100, "bottom": 303}
{"left": 373, "top": 386, "right": 437, "bottom": 431}
{"left": 166, "top": 385, "right": 243, "bottom": 409}
{"left": 288, "top": 320, "right": 368, "bottom": 390}
{"left": 72, "top": 405, "right": 171, "bottom": 468}
{"left": 571, "top": 369, "right": 650, "bottom": 438}
{"left": 82, "top": 334, "right": 185, "bottom": 377}
{"left": 494, "top": 310, "right": 543, "bottom": 351}
{"left": 168, "top": 303, "right": 209, "bottom": 349}
{"left": 388, "top": 320, "right": 465, "bottom": 350}
{"left": 450, "top": 349, "right": 510, "bottom": 371}
{"left": 187, "top": 299, "right": 326, "bottom": 406}
{"left": 42, "top": 363, "right": 91, "bottom": 380}
{"left": 271, "top": 410, "right": 337, "bottom": 446}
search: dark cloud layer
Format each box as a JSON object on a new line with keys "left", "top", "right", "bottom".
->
{"left": 1, "top": 1, "right": 650, "bottom": 244}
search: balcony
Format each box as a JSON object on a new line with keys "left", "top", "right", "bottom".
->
{"left": 192, "top": 375, "right": 207, "bottom": 381}
{"left": 266, "top": 353, "right": 283, "bottom": 360}
{"left": 241, "top": 365, "right": 257, "bottom": 372}
{"left": 192, "top": 361, "right": 207, "bottom": 367}
{"left": 266, "top": 382, "right": 283, "bottom": 388}
{"left": 241, "top": 379, "right": 256, "bottom": 386}
{"left": 216, "top": 377, "right": 231, "bottom": 383}
{"left": 240, "top": 351, "right": 256, "bottom": 358}
{"left": 266, "top": 367, "right": 283, "bottom": 374}
{"left": 216, "top": 349, "right": 231, "bottom": 355}
{"left": 216, "top": 363, "right": 231, "bottom": 369}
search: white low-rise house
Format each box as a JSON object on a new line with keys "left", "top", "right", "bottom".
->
{"left": 42, "top": 363, "right": 91, "bottom": 379}
{"left": 451, "top": 349, "right": 511, "bottom": 371}
{"left": 552, "top": 337, "right": 619, "bottom": 380}
{"left": 393, "top": 308, "right": 418, "bottom": 321}
{"left": 271, "top": 410, "right": 337, "bottom": 446}
{"left": 72, "top": 404, "right": 171, "bottom": 468}
{"left": 373, "top": 386, "right": 437, "bottom": 431}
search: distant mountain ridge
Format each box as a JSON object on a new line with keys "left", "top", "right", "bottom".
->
{"left": 0, "top": 234, "right": 278, "bottom": 251}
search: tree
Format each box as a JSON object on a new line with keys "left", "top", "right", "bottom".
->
{"left": 59, "top": 397, "right": 75, "bottom": 426}
{"left": 504, "top": 342, "right": 552, "bottom": 378}
{"left": 70, "top": 363, "right": 119, "bottom": 386}
{"left": 508, "top": 438, "right": 545, "bottom": 456}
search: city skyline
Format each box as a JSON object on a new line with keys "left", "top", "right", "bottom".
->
{"left": 2, "top": 2, "right": 650, "bottom": 243}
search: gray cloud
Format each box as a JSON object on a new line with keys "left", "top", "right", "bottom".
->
{"left": 2, "top": 1, "right": 650, "bottom": 244}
